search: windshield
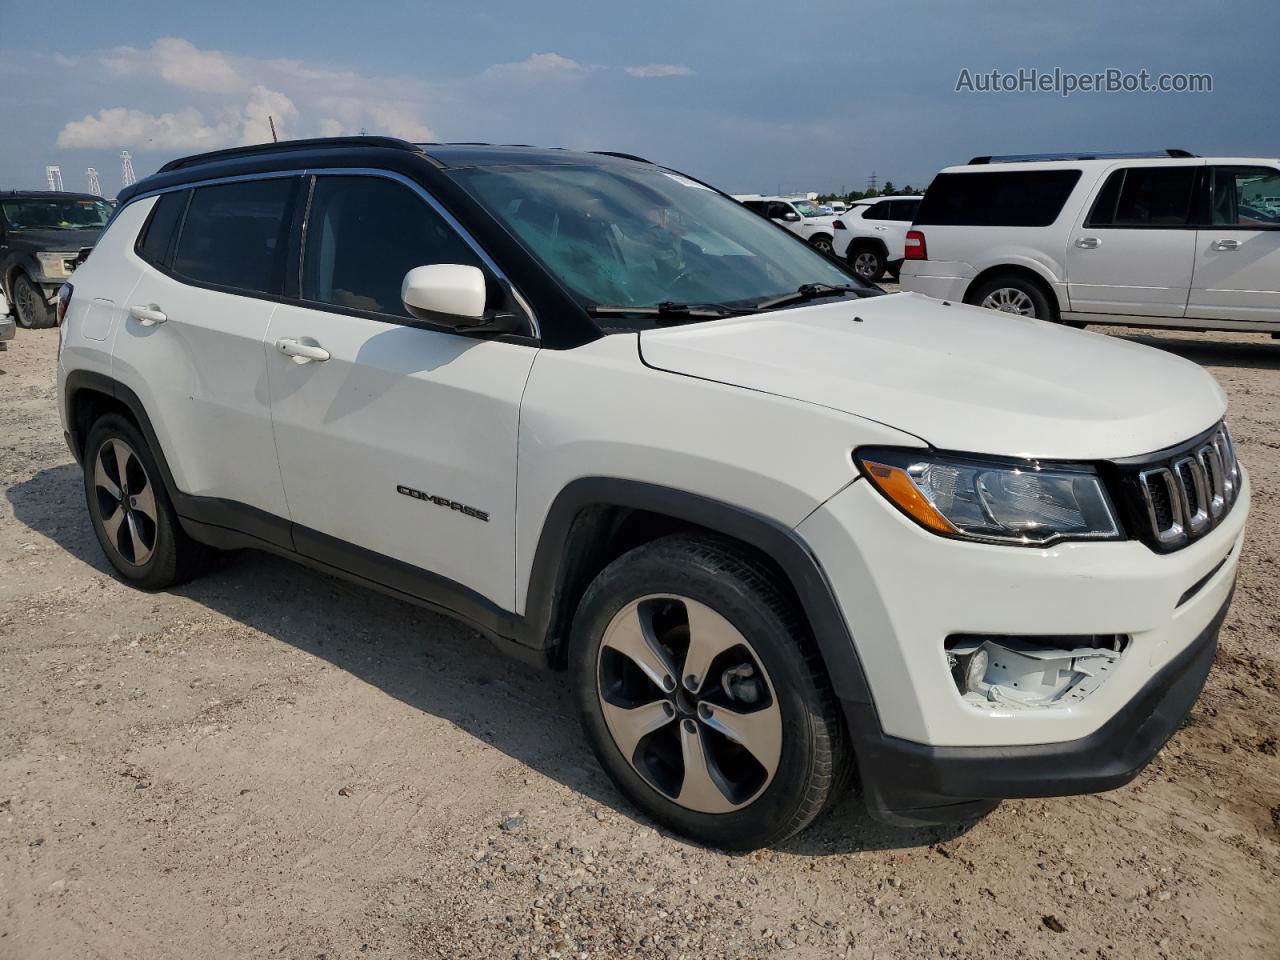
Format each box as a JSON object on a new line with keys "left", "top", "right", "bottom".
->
{"left": 1, "top": 197, "right": 113, "bottom": 231}
{"left": 791, "top": 200, "right": 826, "bottom": 218}
{"left": 452, "top": 164, "right": 860, "bottom": 324}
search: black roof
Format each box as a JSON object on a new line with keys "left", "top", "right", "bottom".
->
{"left": 1, "top": 189, "right": 105, "bottom": 201}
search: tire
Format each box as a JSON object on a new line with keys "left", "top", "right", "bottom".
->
{"left": 808, "top": 234, "right": 835, "bottom": 256}
{"left": 12, "top": 274, "right": 56, "bottom": 329}
{"left": 847, "top": 245, "right": 886, "bottom": 283}
{"left": 83, "top": 413, "right": 206, "bottom": 589}
{"left": 966, "top": 273, "right": 1058, "bottom": 322}
{"left": 570, "top": 534, "right": 848, "bottom": 850}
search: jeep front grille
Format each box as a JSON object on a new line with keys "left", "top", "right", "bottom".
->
{"left": 1110, "top": 423, "right": 1240, "bottom": 552}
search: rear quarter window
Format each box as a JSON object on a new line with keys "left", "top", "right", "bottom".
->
{"left": 915, "top": 170, "right": 1083, "bottom": 227}
{"left": 134, "top": 191, "right": 189, "bottom": 268}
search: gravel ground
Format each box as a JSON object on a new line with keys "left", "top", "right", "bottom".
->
{"left": 2, "top": 320, "right": 1277, "bottom": 960}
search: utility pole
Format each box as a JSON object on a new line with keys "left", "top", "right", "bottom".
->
{"left": 45, "top": 165, "right": 64, "bottom": 191}
{"left": 86, "top": 168, "right": 102, "bottom": 196}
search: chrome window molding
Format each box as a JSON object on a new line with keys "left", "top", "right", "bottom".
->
{"left": 119, "top": 167, "right": 541, "bottom": 339}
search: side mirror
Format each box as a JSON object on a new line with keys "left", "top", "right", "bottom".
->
{"left": 780, "top": 211, "right": 801, "bottom": 223}
{"left": 402, "top": 264, "right": 487, "bottom": 325}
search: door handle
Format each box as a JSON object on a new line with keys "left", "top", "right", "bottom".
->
{"left": 1074, "top": 237, "right": 1102, "bottom": 249}
{"left": 129, "top": 304, "right": 167, "bottom": 326}
{"left": 275, "top": 338, "right": 330, "bottom": 364}
{"left": 1211, "top": 238, "right": 1240, "bottom": 251}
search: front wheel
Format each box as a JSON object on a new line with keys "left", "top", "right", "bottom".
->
{"left": 570, "top": 535, "right": 847, "bottom": 850}
{"left": 12, "top": 275, "right": 56, "bottom": 329}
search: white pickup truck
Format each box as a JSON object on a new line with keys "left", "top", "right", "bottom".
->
{"left": 735, "top": 195, "right": 840, "bottom": 255}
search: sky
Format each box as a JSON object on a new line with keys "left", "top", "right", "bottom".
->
{"left": 1, "top": 0, "right": 1276, "bottom": 197}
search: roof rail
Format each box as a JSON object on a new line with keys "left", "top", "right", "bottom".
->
{"left": 967, "top": 149, "right": 1197, "bottom": 164}
{"left": 590, "top": 151, "right": 653, "bottom": 164}
{"left": 158, "top": 136, "right": 421, "bottom": 173}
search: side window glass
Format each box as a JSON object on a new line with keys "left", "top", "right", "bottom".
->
{"left": 896, "top": 199, "right": 920, "bottom": 221}
{"left": 1104, "top": 166, "right": 1197, "bottom": 227}
{"left": 172, "top": 178, "right": 296, "bottom": 293}
{"left": 866, "top": 201, "right": 892, "bottom": 220}
{"left": 135, "top": 190, "right": 188, "bottom": 268}
{"left": 1210, "top": 166, "right": 1280, "bottom": 226}
{"left": 302, "top": 176, "right": 482, "bottom": 318}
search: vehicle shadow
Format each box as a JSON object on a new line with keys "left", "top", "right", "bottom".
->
{"left": 8, "top": 462, "right": 970, "bottom": 855}
{"left": 1110, "top": 331, "right": 1280, "bottom": 371}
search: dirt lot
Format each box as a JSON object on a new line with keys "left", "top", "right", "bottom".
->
{"left": 2, "top": 320, "right": 1277, "bottom": 960}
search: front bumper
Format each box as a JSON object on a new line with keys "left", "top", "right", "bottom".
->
{"left": 847, "top": 587, "right": 1231, "bottom": 824}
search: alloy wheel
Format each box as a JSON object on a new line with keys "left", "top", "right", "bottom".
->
{"left": 14, "top": 280, "right": 42, "bottom": 328}
{"left": 853, "top": 252, "right": 880, "bottom": 280}
{"left": 596, "top": 594, "right": 782, "bottom": 814}
{"left": 92, "top": 438, "right": 159, "bottom": 566}
{"left": 980, "top": 287, "right": 1037, "bottom": 316}
{"left": 812, "top": 238, "right": 834, "bottom": 255}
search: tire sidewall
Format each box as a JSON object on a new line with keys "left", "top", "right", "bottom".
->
{"left": 83, "top": 414, "right": 182, "bottom": 588}
{"left": 970, "top": 275, "right": 1055, "bottom": 321}
{"left": 570, "top": 539, "right": 829, "bottom": 850}
{"left": 13, "top": 275, "right": 54, "bottom": 329}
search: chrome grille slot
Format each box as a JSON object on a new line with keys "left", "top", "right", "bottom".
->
{"left": 1123, "top": 423, "right": 1240, "bottom": 551}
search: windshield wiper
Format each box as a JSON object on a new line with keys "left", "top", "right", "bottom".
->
{"left": 585, "top": 301, "right": 749, "bottom": 324}
{"left": 751, "top": 283, "right": 860, "bottom": 312}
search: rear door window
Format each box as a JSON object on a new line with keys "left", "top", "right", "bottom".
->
{"left": 889, "top": 199, "right": 920, "bottom": 221}
{"left": 172, "top": 178, "right": 298, "bottom": 294}
{"left": 1208, "top": 166, "right": 1280, "bottom": 227}
{"left": 1086, "top": 166, "right": 1199, "bottom": 227}
{"left": 915, "top": 170, "right": 1083, "bottom": 227}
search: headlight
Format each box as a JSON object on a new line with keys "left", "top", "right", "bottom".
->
{"left": 36, "top": 252, "right": 72, "bottom": 278}
{"left": 856, "top": 447, "right": 1121, "bottom": 546}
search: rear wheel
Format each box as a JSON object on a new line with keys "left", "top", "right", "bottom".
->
{"left": 809, "top": 234, "right": 835, "bottom": 256}
{"left": 84, "top": 414, "right": 205, "bottom": 589}
{"left": 967, "top": 274, "right": 1058, "bottom": 322}
{"left": 571, "top": 535, "right": 847, "bottom": 850}
{"left": 12, "top": 275, "right": 55, "bottom": 329}
{"left": 848, "top": 245, "right": 886, "bottom": 283}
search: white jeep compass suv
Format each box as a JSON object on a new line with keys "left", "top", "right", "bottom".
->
{"left": 57, "top": 138, "right": 1248, "bottom": 850}
{"left": 901, "top": 150, "right": 1280, "bottom": 332}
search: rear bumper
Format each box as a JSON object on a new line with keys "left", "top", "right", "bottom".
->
{"left": 898, "top": 261, "right": 973, "bottom": 301}
{"left": 847, "top": 586, "right": 1232, "bottom": 825}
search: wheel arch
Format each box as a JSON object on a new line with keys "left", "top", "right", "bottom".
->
{"left": 964, "top": 263, "right": 1063, "bottom": 319}
{"left": 847, "top": 236, "right": 889, "bottom": 258}
{"left": 518, "top": 478, "right": 875, "bottom": 708}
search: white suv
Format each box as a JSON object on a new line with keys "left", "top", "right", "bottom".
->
{"left": 901, "top": 151, "right": 1280, "bottom": 332}
{"left": 735, "top": 195, "right": 839, "bottom": 255}
{"left": 58, "top": 138, "right": 1248, "bottom": 850}
{"left": 832, "top": 195, "right": 923, "bottom": 282}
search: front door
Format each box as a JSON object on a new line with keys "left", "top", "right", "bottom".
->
{"left": 1188, "top": 164, "right": 1280, "bottom": 324}
{"left": 264, "top": 173, "right": 537, "bottom": 612}
{"left": 1065, "top": 164, "right": 1201, "bottom": 317}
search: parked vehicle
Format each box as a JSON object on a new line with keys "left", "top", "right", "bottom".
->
{"left": 735, "top": 195, "right": 839, "bottom": 254}
{"left": 0, "top": 288, "right": 13, "bottom": 351}
{"left": 59, "top": 137, "right": 1247, "bottom": 849}
{"left": 1, "top": 190, "right": 112, "bottom": 328}
{"left": 900, "top": 150, "right": 1280, "bottom": 331}
{"left": 833, "top": 195, "right": 923, "bottom": 282}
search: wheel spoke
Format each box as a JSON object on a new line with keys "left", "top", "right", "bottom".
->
{"left": 600, "top": 698, "right": 674, "bottom": 760}
{"left": 676, "top": 720, "right": 735, "bottom": 814}
{"left": 94, "top": 450, "right": 121, "bottom": 500}
{"left": 699, "top": 702, "right": 783, "bottom": 779}
{"left": 101, "top": 501, "right": 126, "bottom": 546}
{"left": 680, "top": 599, "right": 745, "bottom": 694}
{"left": 131, "top": 479, "right": 158, "bottom": 523}
{"left": 111, "top": 440, "right": 132, "bottom": 493}
{"left": 601, "top": 602, "right": 677, "bottom": 693}
{"left": 126, "top": 513, "right": 153, "bottom": 565}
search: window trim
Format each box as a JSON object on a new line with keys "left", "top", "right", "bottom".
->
{"left": 121, "top": 167, "right": 541, "bottom": 341}
{"left": 1083, "top": 165, "right": 1204, "bottom": 231}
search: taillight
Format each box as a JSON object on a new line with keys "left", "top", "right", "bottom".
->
{"left": 904, "top": 230, "right": 927, "bottom": 261}
{"left": 832, "top": 219, "right": 845, "bottom": 230}
{"left": 57, "top": 283, "right": 74, "bottom": 324}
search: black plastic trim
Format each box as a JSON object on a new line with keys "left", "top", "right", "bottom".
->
{"left": 851, "top": 585, "right": 1233, "bottom": 825}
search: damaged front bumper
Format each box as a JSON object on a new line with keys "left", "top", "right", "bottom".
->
{"left": 845, "top": 587, "right": 1232, "bottom": 826}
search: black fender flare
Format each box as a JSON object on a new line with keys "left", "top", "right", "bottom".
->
{"left": 517, "top": 477, "right": 875, "bottom": 707}
{"left": 846, "top": 236, "right": 890, "bottom": 261}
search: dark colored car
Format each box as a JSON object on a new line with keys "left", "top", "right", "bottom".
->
{"left": 0, "top": 191, "right": 113, "bottom": 328}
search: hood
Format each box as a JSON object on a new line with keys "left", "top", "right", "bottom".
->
{"left": 639, "top": 292, "right": 1227, "bottom": 460}
{"left": 8, "top": 226, "right": 103, "bottom": 252}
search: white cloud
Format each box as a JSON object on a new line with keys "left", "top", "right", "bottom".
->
{"left": 241, "top": 85, "right": 298, "bottom": 144}
{"left": 483, "top": 52, "right": 586, "bottom": 80}
{"left": 625, "top": 64, "right": 695, "bottom": 78}
{"left": 104, "top": 37, "right": 247, "bottom": 94}
{"left": 57, "top": 106, "right": 235, "bottom": 151}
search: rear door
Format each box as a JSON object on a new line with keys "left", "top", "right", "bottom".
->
{"left": 1187, "top": 164, "right": 1280, "bottom": 324}
{"left": 114, "top": 177, "right": 301, "bottom": 529}
{"left": 264, "top": 173, "right": 537, "bottom": 611}
{"left": 1065, "top": 164, "right": 1202, "bottom": 317}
